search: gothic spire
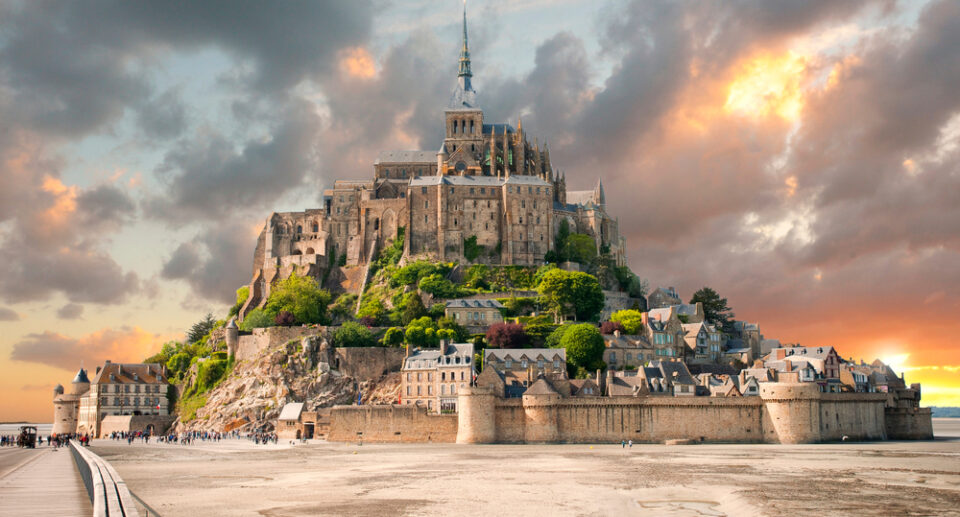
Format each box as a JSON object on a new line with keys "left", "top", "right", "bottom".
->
{"left": 448, "top": 1, "right": 477, "bottom": 109}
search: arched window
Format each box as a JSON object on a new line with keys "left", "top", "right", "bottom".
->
{"left": 441, "top": 372, "right": 446, "bottom": 381}
{"left": 374, "top": 218, "right": 380, "bottom": 230}
{"left": 441, "top": 385, "right": 446, "bottom": 395}
{"left": 470, "top": 120, "right": 474, "bottom": 133}
{"left": 312, "top": 222, "right": 319, "bottom": 232}
{"left": 297, "top": 225, "right": 302, "bottom": 233}
{"left": 451, "top": 384, "right": 457, "bottom": 394}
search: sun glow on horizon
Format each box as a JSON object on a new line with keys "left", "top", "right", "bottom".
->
{"left": 881, "top": 353, "right": 910, "bottom": 376}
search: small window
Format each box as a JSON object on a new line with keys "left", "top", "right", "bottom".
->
{"left": 424, "top": 201, "right": 429, "bottom": 209}
{"left": 422, "top": 187, "right": 427, "bottom": 194}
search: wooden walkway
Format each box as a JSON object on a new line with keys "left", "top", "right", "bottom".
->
{"left": 0, "top": 447, "right": 92, "bottom": 517}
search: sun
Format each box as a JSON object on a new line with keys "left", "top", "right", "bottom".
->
{"left": 725, "top": 52, "right": 807, "bottom": 121}
{"left": 881, "top": 353, "right": 910, "bottom": 375}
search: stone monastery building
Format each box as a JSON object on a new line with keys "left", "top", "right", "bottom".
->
{"left": 241, "top": 8, "right": 625, "bottom": 320}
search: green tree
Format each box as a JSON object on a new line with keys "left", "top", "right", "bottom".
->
{"left": 418, "top": 274, "right": 462, "bottom": 298}
{"left": 613, "top": 266, "right": 648, "bottom": 298}
{"left": 437, "top": 316, "right": 468, "bottom": 342}
{"left": 536, "top": 269, "right": 604, "bottom": 322}
{"left": 382, "top": 327, "right": 404, "bottom": 347}
{"left": 357, "top": 298, "right": 387, "bottom": 324}
{"left": 334, "top": 321, "right": 376, "bottom": 347}
{"left": 554, "top": 219, "right": 571, "bottom": 262}
{"left": 401, "top": 292, "right": 428, "bottom": 324}
{"left": 559, "top": 323, "right": 605, "bottom": 370}
{"left": 229, "top": 286, "right": 250, "bottom": 317}
{"left": 610, "top": 309, "right": 644, "bottom": 334}
{"left": 240, "top": 308, "right": 275, "bottom": 331}
{"left": 264, "top": 273, "right": 331, "bottom": 325}
{"left": 690, "top": 287, "right": 734, "bottom": 329}
{"left": 186, "top": 313, "right": 216, "bottom": 344}
{"left": 565, "top": 233, "right": 598, "bottom": 265}
{"left": 546, "top": 324, "right": 573, "bottom": 348}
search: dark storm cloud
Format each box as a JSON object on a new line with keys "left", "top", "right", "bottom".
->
{"left": 75, "top": 184, "right": 137, "bottom": 230}
{"left": 0, "top": 307, "right": 19, "bottom": 321}
{"left": 56, "top": 303, "right": 84, "bottom": 320}
{"left": 160, "top": 224, "right": 255, "bottom": 304}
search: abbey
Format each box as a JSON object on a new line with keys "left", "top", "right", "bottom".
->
{"left": 240, "top": 9, "right": 624, "bottom": 319}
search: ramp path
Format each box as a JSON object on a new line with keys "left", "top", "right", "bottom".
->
{"left": 0, "top": 447, "right": 92, "bottom": 516}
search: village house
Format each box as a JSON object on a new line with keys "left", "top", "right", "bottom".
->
{"left": 483, "top": 348, "right": 567, "bottom": 395}
{"left": 681, "top": 321, "right": 723, "bottom": 363}
{"left": 647, "top": 287, "right": 682, "bottom": 309}
{"left": 445, "top": 298, "right": 504, "bottom": 331}
{"left": 763, "top": 346, "right": 843, "bottom": 392}
{"left": 401, "top": 342, "right": 475, "bottom": 413}
{"left": 641, "top": 307, "right": 686, "bottom": 359}
{"left": 602, "top": 330, "right": 653, "bottom": 369}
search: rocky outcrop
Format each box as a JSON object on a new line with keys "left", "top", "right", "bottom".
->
{"left": 176, "top": 335, "right": 398, "bottom": 433}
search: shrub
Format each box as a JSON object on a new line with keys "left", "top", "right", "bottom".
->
{"left": 166, "top": 352, "right": 191, "bottom": 376}
{"left": 610, "top": 310, "right": 644, "bottom": 334}
{"left": 229, "top": 286, "right": 250, "bottom": 317}
{"left": 524, "top": 322, "right": 556, "bottom": 347}
{"left": 334, "top": 322, "right": 377, "bottom": 347}
{"left": 464, "top": 235, "right": 483, "bottom": 262}
{"left": 418, "top": 274, "right": 463, "bottom": 298}
{"left": 437, "top": 316, "right": 468, "bottom": 342}
{"left": 429, "top": 302, "right": 446, "bottom": 319}
{"left": 600, "top": 321, "right": 626, "bottom": 335}
{"left": 196, "top": 358, "right": 229, "bottom": 392}
{"left": 275, "top": 310, "right": 296, "bottom": 326}
{"left": 329, "top": 293, "right": 358, "bottom": 321}
{"left": 559, "top": 324, "right": 605, "bottom": 369}
{"left": 240, "top": 308, "right": 276, "bottom": 331}
{"left": 357, "top": 298, "right": 387, "bottom": 325}
{"left": 485, "top": 322, "right": 529, "bottom": 349}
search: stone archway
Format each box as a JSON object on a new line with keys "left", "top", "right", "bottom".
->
{"left": 381, "top": 209, "right": 397, "bottom": 241}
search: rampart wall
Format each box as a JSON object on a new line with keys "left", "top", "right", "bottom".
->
{"left": 885, "top": 408, "right": 934, "bottom": 440}
{"left": 327, "top": 405, "right": 458, "bottom": 443}
{"left": 98, "top": 415, "right": 176, "bottom": 438}
{"left": 236, "top": 326, "right": 326, "bottom": 362}
{"left": 333, "top": 347, "right": 404, "bottom": 379}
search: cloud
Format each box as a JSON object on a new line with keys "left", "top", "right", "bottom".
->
{"left": 136, "top": 87, "right": 189, "bottom": 140}
{"left": 161, "top": 223, "right": 257, "bottom": 304}
{"left": 145, "top": 98, "right": 322, "bottom": 225}
{"left": 10, "top": 326, "right": 164, "bottom": 371}
{"left": 0, "top": 307, "right": 19, "bottom": 321}
{"left": 56, "top": 303, "right": 84, "bottom": 320}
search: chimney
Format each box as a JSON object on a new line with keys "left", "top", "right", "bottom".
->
{"left": 775, "top": 349, "right": 785, "bottom": 360}
{"left": 605, "top": 369, "right": 614, "bottom": 396}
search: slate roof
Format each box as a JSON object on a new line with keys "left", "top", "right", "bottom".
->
{"left": 504, "top": 175, "right": 551, "bottom": 186}
{"left": 374, "top": 150, "right": 437, "bottom": 165}
{"left": 566, "top": 190, "right": 596, "bottom": 206}
{"left": 72, "top": 368, "right": 90, "bottom": 384}
{"left": 91, "top": 363, "right": 166, "bottom": 385}
{"left": 484, "top": 348, "right": 566, "bottom": 363}
{"left": 524, "top": 378, "right": 560, "bottom": 396}
{"left": 409, "top": 175, "right": 503, "bottom": 187}
{"left": 445, "top": 299, "right": 504, "bottom": 309}
{"left": 403, "top": 343, "right": 475, "bottom": 370}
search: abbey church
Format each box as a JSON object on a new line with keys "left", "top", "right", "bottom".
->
{"left": 241, "top": 8, "right": 625, "bottom": 319}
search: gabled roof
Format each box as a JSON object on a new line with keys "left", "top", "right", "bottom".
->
{"left": 485, "top": 348, "right": 566, "bottom": 363}
{"left": 647, "top": 307, "right": 675, "bottom": 323}
{"left": 91, "top": 363, "right": 166, "bottom": 385}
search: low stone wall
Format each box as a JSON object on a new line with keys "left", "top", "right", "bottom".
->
{"left": 236, "top": 326, "right": 327, "bottom": 362}
{"left": 333, "top": 347, "right": 404, "bottom": 379}
{"left": 818, "top": 393, "right": 888, "bottom": 441}
{"left": 885, "top": 407, "right": 934, "bottom": 440}
{"left": 327, "top": 405, "right": 458, "bottom": 443}
{"left": 98, "top": 415, "right": 176, "bottom": 438}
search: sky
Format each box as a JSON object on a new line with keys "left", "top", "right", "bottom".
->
{"left": 1, "top": 0, "right": 958, "bottom": 422}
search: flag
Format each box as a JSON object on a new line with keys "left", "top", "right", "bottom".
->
{"left": 357, "top": 389, "right": 362, "bottom": 405}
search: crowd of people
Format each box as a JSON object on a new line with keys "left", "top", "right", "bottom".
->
{"left": 0, "top": 432, "right": 90, "bottom": 448}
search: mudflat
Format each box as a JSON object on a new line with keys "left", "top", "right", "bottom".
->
{"left": 93, "top": 419, "right": 960, "bottom": 517}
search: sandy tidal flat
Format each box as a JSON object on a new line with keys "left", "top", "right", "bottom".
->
{"left": 93, "top": 419, "right": 960, "bottom": 517}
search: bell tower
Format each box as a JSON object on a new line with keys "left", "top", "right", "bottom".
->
{"left": 443, "top": 1, "right": 483, "bottom": 176}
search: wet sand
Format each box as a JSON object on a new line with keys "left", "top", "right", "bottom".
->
{"left": 94, "top": 419, "right": 960, "bottom": 516}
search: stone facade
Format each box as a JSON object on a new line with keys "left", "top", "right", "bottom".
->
{"left": 401, "top": 343, "right": 475, "bottom": 413}
{"left": 239, "top": 9, "right": 626, "bottom": 321}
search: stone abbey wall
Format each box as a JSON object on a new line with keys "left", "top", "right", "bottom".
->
{"left": 885, "top": 407, "right": 934, "bottom": 440}
{"left": 327, "top": 405, "right": 458, "bottom": 443}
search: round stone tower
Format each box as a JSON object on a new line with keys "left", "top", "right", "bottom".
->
{"left": 457, "top": 385, "right": 496, "bottom": 444}
{"left": 225, "top": 318, "right": 239, "bottom": 358}
{"left": 760, "top": 382, "right": 821, "bottom": 444}
{"left": 521, "top": 383, "right": 561, "bottom": 443}
{"left": 71, "top": 367, "right": 90, "bottom": 395}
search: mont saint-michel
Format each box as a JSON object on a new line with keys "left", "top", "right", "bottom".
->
{"left": 2, "top": 2, "right": 958, "bottom": 516}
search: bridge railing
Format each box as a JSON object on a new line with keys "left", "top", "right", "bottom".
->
{"left": 69, "top": 441, "right": 141, "bottom": 517}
